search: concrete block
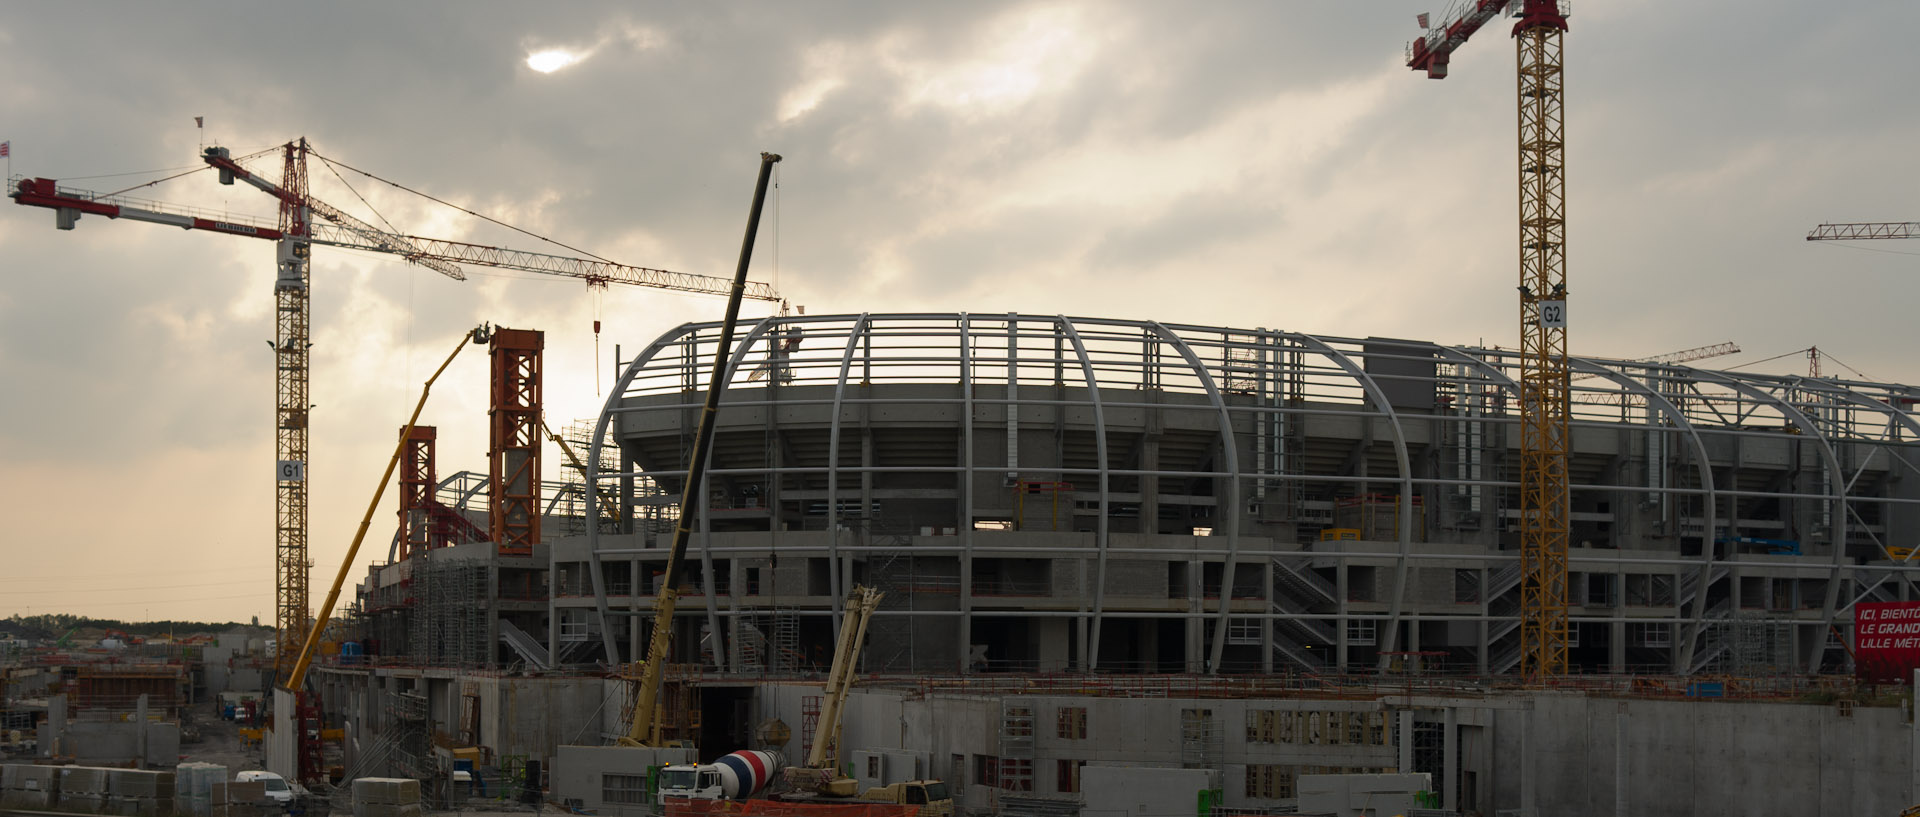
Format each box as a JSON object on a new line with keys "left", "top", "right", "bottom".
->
{"left": 352, "top": 804, "right": 423, "bottom": 817}
{"left": 1, "top": 788, "right": 56, "bottom": 809}
{"left": 109, "top": 795, "right": 176, "bottom": 817}
{"left": 2, "top": 762, "right": 59, "bottom": 792}
{"left": 62, "top": 791, "right": 112, "bottom": 814}
{"left": 211, "top": 781, "right": 267, "bottom": 805}
{"left": 351, "top": 777, "right": 419, "bottom": 805}
{"left": 110, "top": 769, "right": 176, "bottom": 798}
{"left": 61, "top": 765, "right": 113, "bottom": 795}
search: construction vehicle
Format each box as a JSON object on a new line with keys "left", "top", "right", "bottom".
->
{"left": 620, "top": 152, "right": 783, "bottom": 750}
{"left": 658, "top": 586, "right": 951, "bottom": 815}
{"left": 656, "top": 749, "right": 784, "bottom": 803}
{"left": 778, "top": 587, "right": 954, "bottom": 816}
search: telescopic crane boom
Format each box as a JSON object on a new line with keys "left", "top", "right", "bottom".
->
{"left": 619, "top": 152, "right": 783, "bottom": 748}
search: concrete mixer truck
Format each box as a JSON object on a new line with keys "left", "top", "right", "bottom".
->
{"left": 658, "top": 750, "right": 785, "bottom": 804}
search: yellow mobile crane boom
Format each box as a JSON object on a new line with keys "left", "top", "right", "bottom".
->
{"left": 621, "top": 152, "right": 783, "bottom": 747}
{"left": 788, "top": 587, "right": 886, "bottom": 795}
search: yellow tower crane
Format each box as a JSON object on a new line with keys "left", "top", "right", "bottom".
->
{"left": 1408, "top": 0, "right": 1573, "bottom": 683}
{"left": 12, "top": 141, "right": 783, "bottom": 691}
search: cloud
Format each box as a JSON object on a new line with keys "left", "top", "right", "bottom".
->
{"left": 3, "top": 1, "right": 1920, "bottom": 620}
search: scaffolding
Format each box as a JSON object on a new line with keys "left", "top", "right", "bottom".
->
{"left": 409, "top": 560, "right": 490, "bottom": 666}
{"left": 1000, "top": 701, "right": 1036, "bottom": 793}
{"left": 1179, "top": 707, "right": 1223, "bottom": 771}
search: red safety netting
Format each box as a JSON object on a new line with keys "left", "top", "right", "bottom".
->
{"left": 664, "top": 798, "right": 920, "bottom": 817}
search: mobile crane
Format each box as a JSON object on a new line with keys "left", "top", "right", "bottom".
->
{"left": 658, "top": 586, "right": 952, "bottom": 816}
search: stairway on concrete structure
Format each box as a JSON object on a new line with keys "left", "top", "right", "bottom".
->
{"left": 1686, "top": 599, "right": 1736, "bottom": 674}
{"left": 1270, "top": 555, "right": 1337, "bottom": 671}
{"left": 1482, "top": 562, "right": 1526, "bottom": 674}
{"left": 498, "top": 619, "right": 551, "bottom": 670}
{"left": 1853, "top": 570, "right": 1908, "bottom": 605}
{"left": 1678, "top": 564, "right": 1730, "bottom": 612}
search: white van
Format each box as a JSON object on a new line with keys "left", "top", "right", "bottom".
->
{"left": 234, "top": 771, "right": 294, "bottom": 808}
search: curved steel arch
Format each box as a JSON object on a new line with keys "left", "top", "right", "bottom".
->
{"left": 586, "top": 322, "right": 703, "bottom": 665}
{"left": 1689, "top": 368, "right": 1851, "bottom": 672}
{"left": 1292, "top": 334, "right": 1417, "bottom": 669}
{"left": 824, "top": 315, "right": 874, "bottom": 630}
{"left": 1569, "top": 359, "right": 1720, "bottom": 672}
{"left": 1148, "top": 322, "right": 1244, "bottom": 674}
{"left": 1055, "top": 316, "right": 1118, "bottom": 670}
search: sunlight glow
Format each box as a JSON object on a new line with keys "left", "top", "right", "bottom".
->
{"left": 527, "top": 49, "right": 582, "bottom": 73}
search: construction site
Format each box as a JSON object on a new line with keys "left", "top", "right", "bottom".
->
{"left": 8, "top": 3, "right": 1920, "bottom": 817}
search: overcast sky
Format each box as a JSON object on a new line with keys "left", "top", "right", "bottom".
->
{"left": 2, "top": 2, "right": 1916, "bottom": 623}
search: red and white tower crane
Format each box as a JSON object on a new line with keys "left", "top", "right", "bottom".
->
{"left": 1408, "top": 0, "right": 1573, "bottom": 684}
{"left": 11, "top": 140, "right": 783, "bottom": 688}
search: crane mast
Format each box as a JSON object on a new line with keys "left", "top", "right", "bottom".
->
{"left": 271, "top": 141, "right": 313, "bottom": 685}
{"left": 1513, "top": 0, "right": 1572, "bottom": 686}
{"left": 1409, "top": 0, "right": 1571, "bottom": 683}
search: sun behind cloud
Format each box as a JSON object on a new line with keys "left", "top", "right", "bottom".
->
{"left": 526, "top": 48, "right": 584, "bottom": 73}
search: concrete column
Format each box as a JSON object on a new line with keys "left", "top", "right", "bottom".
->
{"left": 1397, "top": 709, "right": 1415, "bottom": 773}
{"left": 1614, "top": 707, "right": 1628, "bottom": 817}
{"left": 1443, "top": 706, "right": 1457, "bottom": 813}
{"left": 1188, "top": 557, "right": 1205, "bottom": 673}
{"left": 136, "top": 693, "right": 149, "bottom": 768}
{"left": 1262, "top": 562, "right": 1275, "bottom": 674}
{"left": 1140, "top": 435, "right": 1160, "bottom": 535}
{"left": 1337, "top": 566, "right": 1350, "bottom": 671}
{"left": 1911, "top": 668, "right": 1919, "bottom": 805}
{"left": 1611, "top": 621, "right": 1626, "bottom": 672}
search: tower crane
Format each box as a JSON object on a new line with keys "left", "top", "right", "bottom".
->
{"left": 1407, "top": 0, "right": 1572, "bottom": 684}
{"left": 11, "top": 140, "right": 783, "bottom": 688}
{"left": 1570, "top": 342, "right": 1740, "bottom": 406}
{"left": 1807, "top": 222, "right": 1920, "bottom": 241}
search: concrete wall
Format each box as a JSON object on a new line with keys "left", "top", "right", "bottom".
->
{"left": 1489, "top": 692, "right": 1912, "bottom": 817}
{"left": 551, "top": 745, "right": 693, "bottom": 817}
{"left": 1081, "top": 765, "right": 1213, "bottom": 817}
{"left": 741, "top": 685, "right": 1914, "bottom": 817}
{"left": 474, "top": 675, "right": 606, "bottom": 764}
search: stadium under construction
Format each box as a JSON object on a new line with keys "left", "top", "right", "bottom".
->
{"left": 311, "top": 313, "right": 1920, "bottom": 817}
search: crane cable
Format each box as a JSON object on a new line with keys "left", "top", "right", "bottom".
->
{"left": 308, "top": 149, "right": 619, "bottom": 266}
{"left": 96, "top": 145, "right": 280, "bottom": 199}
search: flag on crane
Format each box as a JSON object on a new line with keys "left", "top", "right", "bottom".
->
{"left": 195, "top": 116, "right": 203, "bottom": 128}
{"left": 0, "top": 141, "right": 9, "bottom": 158}
{"left": 1417, "top": 12, "right": 1430, "bottom": 28}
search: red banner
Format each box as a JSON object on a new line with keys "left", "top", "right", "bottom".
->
{"left": 1855, "top": 601, "right": 1920, "bottom": 682}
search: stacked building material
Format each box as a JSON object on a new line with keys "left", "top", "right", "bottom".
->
{"left": 352, "top": 777, "right": 422, "bottom": 817}
{"left": 208, "top": 781, "right": 267, "bottom": 817}
{"left": 105, "top": 768, "right": 176, "bottom": 816}
{"left": 1, "top": 763, "right": 61, "bottom": 810}
{"left": 60, "top": 765, "right": 113, "bottom": 813}
{"left": 173, "top": 763, "right": 228, "bottom": 817}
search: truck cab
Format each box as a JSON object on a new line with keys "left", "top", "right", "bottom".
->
{"left": 863, "top": 780, "right": 952, "bottom": 817}
{"left": 658, "top": 765, "right": 727, "bottom": 803}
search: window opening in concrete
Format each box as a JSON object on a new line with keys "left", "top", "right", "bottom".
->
{"left": 1056, "top": 706, "right": 1087, "bottom": 740}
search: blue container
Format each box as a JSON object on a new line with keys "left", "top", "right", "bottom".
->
{"left": 1686, "top": 681, "right": 1725, "bottom": 698}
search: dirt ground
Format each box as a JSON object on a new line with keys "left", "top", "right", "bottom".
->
{"left": 178, "top": 698, "right": 267, "bottom": 773}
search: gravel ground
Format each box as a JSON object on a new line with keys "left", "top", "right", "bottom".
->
{"left": 178, "top": 698, "right": 266, "bottom": 773}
